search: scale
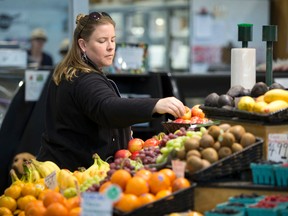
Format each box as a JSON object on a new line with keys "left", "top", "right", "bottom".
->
{"left": 268, "top": 134, "right": 288, "bottom": 162}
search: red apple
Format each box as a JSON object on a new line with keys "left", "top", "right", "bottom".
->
{"left": 114, "top": 149, "right": 131, "bottom": 159}
{"left": 130, "top": 151, "right": 140, "bottom": 160}
{"left": 128, "top": 138, "right": 144, "bottom": 153}
{"left": 143, "top": 137, "right": 160, "bottom": 148}
{"left": 181, "top": 106, "right": 192, "bottom": 120}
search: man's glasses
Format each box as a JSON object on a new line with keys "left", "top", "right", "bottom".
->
{"left": 78, "top": 12, "right": 111, "bottom": 38}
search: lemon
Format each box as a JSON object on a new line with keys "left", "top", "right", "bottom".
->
{"left": 253, "top": 101, "right": 268, "bottom": 113}
{"left": 237, "top": 96, "right": 255, "bottom": 112}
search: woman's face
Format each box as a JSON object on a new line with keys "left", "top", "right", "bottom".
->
{"left": 79, "top": 23, "right": 116, "bottom": 68}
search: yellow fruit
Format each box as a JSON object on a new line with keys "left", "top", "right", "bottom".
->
{"left": 237, "top": 96, "right": 255, "bottom": 112}
{"left": 264, "top": 100, "right": 288, "bottom": 113}
{"left": 255, "top": 95, "right": 265, "bottom": 102}
{"left": 253, "top": 101, "right": 268, "bottom": 113}
{"left": 264, "top": 89, "right": 288, "bottom": 103}
{"left": 4, "top": 184, "right": 22, "bottom": 200}
{"left": 0, "top": 195, "right": 17, "bottom": 212}
{"left": 0, "top": 206, "right": 13, "bottom": 215}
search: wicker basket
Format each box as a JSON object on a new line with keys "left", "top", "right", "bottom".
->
{"left": 113, "top": 183, "right": 196, "bottom": 216}
{"left": 162, "top": 121, "right": 219, "bottom": 134}
{"left": 187, "top": 138, "right": 264, "bottom": 182}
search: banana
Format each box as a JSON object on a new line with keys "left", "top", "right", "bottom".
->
{"left": 264, "top": 89, "right": 288, "bottom": 103}
{"left": 84, "top": 153, "right": 110, "bottom": 178}
{"left": 264, "top": 100, "right": 288, "bottom": 113}
{"left": 43, "top": 161, "right": 60, "bottom": 173}
{"left": 23, "top": 161, "right": 41, "bottom": 183}
{"left": 31, "top": 159, "right": 55, "bottom": 178}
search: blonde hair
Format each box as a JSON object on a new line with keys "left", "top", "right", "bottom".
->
{"left": 53, "top": 13, "right": 116, "bottom": 85}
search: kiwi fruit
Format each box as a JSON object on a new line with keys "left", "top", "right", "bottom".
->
{"left": 199, "top": 134, "right": 215, "bottom": 148}
{"left": 201, "top": 159, "right": 211, "bottom": 169}
{"left": 227, "top": 85, "right": 245, "bottom": 97}
{"left": 186, "top": 155, "right": 203, "bottom": 173}
{"left": 218, "top": 132, "right": 236, "bottom": 147}
{"left": 231, "top": 143, "right": 243, "bottom": 153}
{"left": 218, "top": 146, "right": 232, "bottom": 159}
{"left": 201, "top": 147, "right": 219, "bottom": 163}
{"left": 176, "top": 148, "right": 186, "bottom": 160}
{"left": 240, "top": 132, "right": 256, "bottom": 147}
{"left": 213, "top": 141, "right": 221, "bottom": 151}
{"left": 228, "top": 125, "right": 246, "bottom": 142}
{"left": 207, "top": 125, "right": 221, "bottom": 141}
{"left": 186, "top": 149, "right": 201, "bottom": 159}
{"left": 184, "top": 137, "right": 200, "bottom": 152}
{"left": 219, "top": 123, "right": 231, "bottom": 132}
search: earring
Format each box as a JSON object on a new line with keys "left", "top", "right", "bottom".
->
{"left": 82, "top": 52, "right": 88, "bottom": 62}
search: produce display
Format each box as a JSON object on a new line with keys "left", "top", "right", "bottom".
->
{"left": 203, "top": 82, "right": 288, "bottom": 121}
{"left": 207, "top": 193, "right": 288, "bottom": 216}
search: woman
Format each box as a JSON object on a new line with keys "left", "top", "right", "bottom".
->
{"left": 36, "top": 12, "right": 185, "bottom": 171}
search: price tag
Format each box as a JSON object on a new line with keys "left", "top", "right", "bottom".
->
{"left": 25, "top": 70, "right": 50, "bottom": 101}
{"left": 44, "top": 171, "right": 57, "bottom": 190}
{"left": 172, "top": 159, "right": 186, "bottom": 178}
{"left": 81, "top": 192, "right": 112, "bottom": 216}
{"left": 268, "top": 134, "right": 288, "bottom": 162}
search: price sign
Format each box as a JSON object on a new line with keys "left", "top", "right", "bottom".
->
{"left": 268, "top": 134, "right": 288, "bottom": 162}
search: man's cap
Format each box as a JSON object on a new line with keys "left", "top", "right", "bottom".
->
{"left": 30, "top": 28, "right": 47, "bottom": 41}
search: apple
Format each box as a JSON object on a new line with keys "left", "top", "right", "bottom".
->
{"left": 181, "top": 106, "right": 192, "bottom": 120}
{"left": 130, "top": 151, "right": 140, "bottom": 160}
{"left": 128, "top": 138, "right": 144, "bottom": 153}
{"left": 114, "top": 149, "right": 131, "bottom": 159}
{"left": 191, "top": 104, "right": 205, "bottom": 118}
{"left": 143, "top": 137, "right": 160, "bottom": 148}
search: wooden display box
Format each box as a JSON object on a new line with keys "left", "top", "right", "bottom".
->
{"left": 218, "top": 118, "right": 288, "bottom": 161}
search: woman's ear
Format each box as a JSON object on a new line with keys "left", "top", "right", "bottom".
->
{"left": 78, "top": 38, "right": 86, "bottom": 52}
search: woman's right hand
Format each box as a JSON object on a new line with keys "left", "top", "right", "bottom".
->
{"left": 153, "top": 97, "right": 186, "bottom": 118}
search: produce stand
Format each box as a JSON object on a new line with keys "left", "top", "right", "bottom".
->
{"left": 194, "top": 181, "right": 288, "bottom": 213}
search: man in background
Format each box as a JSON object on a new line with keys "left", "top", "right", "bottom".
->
{"left": 27, "top": 28, "right": 53, "bottom": 68}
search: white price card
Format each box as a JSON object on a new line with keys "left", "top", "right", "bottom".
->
{"left": 81, "top": 192, "right": 112, "bottom": 216}
{"left": 44, "top": 171, "right": 57, "bottom": 190}
{"left": 172, "top": 160, "right": 186, "bottom": 178}
{"left": 268, "top": 134, "right": 288, "bottom": 163}
{"left": 25, "top": 70, "right": 50, "bottom": 101}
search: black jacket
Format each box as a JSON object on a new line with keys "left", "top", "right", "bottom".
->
{"left": 37, "top": 70, "right": 160, "bottom": 171}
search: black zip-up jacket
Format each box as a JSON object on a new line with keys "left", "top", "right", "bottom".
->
{"left": 37, "top": 69, "right": 160, "bottom": 171}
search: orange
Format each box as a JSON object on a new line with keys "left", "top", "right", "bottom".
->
{"left": 24, "top": 200, "right": 45, "bottom": 213}
{"left": 172, "top": 177, "right": 191, "bottom": 192}
{"left": 138, "top": 193, "right": 156, "bottom": 206}
{"left": 155, "top": 189, "right": 172, "bottom": 200}
{"left": 44, "top": 202, "right": 68, "bottom": 216}
{"left": 66, "top": 196, "right": 81, "bottom": 210}
{"left": 21, "top": 182, "right": 39, "bottom": 197}
{"left": 0, "top": 195, "right": 17, "bottom": 212}
{"left": 42, "top": 191, "right": 66, "bottom": 208}
{"left": 114, "top": 194, "right": 140, "bottom": 212}
{"left": 134, "top": 169, "right": 152, "bottom": 181}
{"left": 0, "top": 206, "right": 13, "bottom": 215}
{"left": 68, "top": 207, "right": 81, "bottom": 216}
{"left": 25, "top": 200, "right": 46, "bottom": 216}
{"left": 148, "top": 172, "right": 171, "bottom": 195}
{"left": 4, "top": 184, "right": 22, "bottom": 200}
{"left": 98, "top": 181, "right": 112, "bottom": 193}
{"left": 125, "top": 176, "right": 149, "bottom": 196}
{"left": 159, "top": 168, "right": 176, "bottom": 184}
{"left": 110, "top": 169, "right": 132, "bottom": 191}
{"left": 38, "top": 189, "right": 54, "bottom": 201}
{"left": 17, "top": 195, "right": 37, "bottom": 211}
